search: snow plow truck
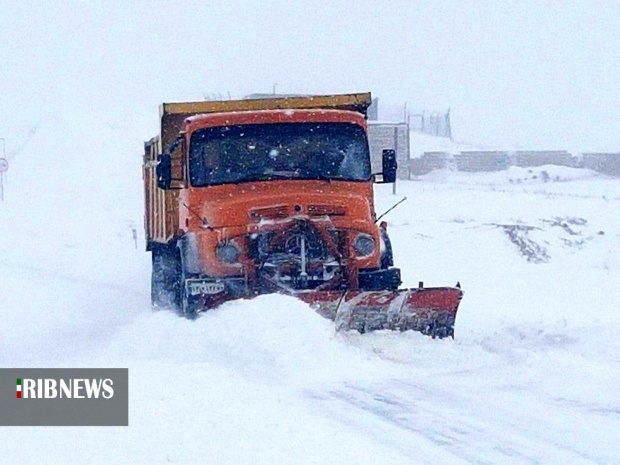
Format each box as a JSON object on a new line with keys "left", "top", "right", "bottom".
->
{"left": 143, "top": 92, "right": 462, "bottom": 337}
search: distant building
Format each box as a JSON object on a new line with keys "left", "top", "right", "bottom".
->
{"left": 367, "top": 122, "right": 410, "bottom": 179}
{"left": 367, "top": 98, "right": 379, "bottom": 121}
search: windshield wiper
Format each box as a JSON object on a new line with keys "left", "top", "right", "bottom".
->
{"left": 264, "top": 170, "right": 302, "bottom": 180}
{"left": 310, "top": 172, "right": 336, "bottom": 183}
{"left": 268, "top": 171, "right": 342, "bottom": 183}
{"left": 227, "top": 172, "right": 299, "bottom": 184}
{"left": 222, "top": 171, "right": 342, "bottom": 185}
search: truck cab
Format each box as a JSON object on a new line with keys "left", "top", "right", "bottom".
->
{"left": 145, "top": 93, "right": 399, "bottom": 314}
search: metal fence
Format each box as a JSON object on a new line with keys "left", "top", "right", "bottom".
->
{"left": 408, "top": 111, "right": 452, "bottom": 139}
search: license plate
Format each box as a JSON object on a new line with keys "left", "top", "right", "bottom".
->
{"left": 187, "top": 280, "right": 225, "bottom": 296}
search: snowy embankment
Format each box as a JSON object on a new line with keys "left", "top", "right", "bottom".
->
{"left": 1, "top": 114, "right": 619, "bottom": 464}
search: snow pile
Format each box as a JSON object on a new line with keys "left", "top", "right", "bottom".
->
{"left": 98, "top": 294, "right": 392, "bottom": 388}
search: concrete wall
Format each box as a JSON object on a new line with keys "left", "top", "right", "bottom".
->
{"left": 407, "top": 150, "right": 610, "bottom": 177}
{"left": 408, "top": 152, "right": 452, "bottom": 176}
{"left": 402, "top": 141, "right": 620, "bottom": 179}
{"left": 581, "top": 153, "right": 620, "bottom": 176}
{"left": 454, "top": 151, "right": 510, "bottom": 172}
{"left": 514, "top": 151, "right": 577, "bottom": 168}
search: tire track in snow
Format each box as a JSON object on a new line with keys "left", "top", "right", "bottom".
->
{"left": 0, "top": 257, "right": 145, "bottom": 295}
{"left": 309, "top": 379, "right": 604, "bottom": 465}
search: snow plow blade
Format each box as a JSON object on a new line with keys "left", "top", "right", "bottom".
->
{"left": 296, "top": 287, "right": 463, "bottom": 338}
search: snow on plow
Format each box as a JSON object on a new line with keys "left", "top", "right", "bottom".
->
{"left": 297, "top": 286, "right": 463, "bottom": 338}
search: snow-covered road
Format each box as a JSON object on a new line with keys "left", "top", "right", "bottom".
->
{"left": 0, "top": 115, "right": 618, "bottom": 463}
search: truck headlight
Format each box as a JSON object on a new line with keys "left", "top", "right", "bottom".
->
{"left": 216, "top": 242, "right": 240, "bottom": 264}
{"left": 353, "top": 234, "right": 375, "bottom": 257}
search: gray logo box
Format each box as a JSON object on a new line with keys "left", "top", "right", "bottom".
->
{"left": 0, "top": 369, "right": 128, "bottom": 426}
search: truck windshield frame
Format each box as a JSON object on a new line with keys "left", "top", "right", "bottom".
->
{"left": 189, "top": 122, "right": 372, "bottom": 187}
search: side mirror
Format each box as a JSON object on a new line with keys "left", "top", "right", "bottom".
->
{"left": 382, "top": 149, "right": 397, "bottom": 183}
{"left": 156, "top": 154, "right": 172, "bottom": 190}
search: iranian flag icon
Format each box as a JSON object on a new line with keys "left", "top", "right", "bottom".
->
{"left": 16, "top": 379, "right": 21, "bottom": 399}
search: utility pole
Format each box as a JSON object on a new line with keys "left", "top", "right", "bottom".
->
{"left": 0, "top": 138, "right": 6, "bottom": 202}
{"left": 392, "top": 127, "right": 398, "bottom": 195}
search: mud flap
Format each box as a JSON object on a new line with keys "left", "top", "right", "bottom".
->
{"left": 296, "top": 287, "right": 463, "bottom": 339}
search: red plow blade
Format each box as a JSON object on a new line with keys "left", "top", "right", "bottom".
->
{"left": 296, "top": 287, "right": 463, "bottom": 338}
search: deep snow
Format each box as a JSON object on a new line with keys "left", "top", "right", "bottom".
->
{"left": 0, "top": 112, "right": 619, "bottom": 464}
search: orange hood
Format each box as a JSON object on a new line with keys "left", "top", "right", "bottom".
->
{"left": 181, "top": 180, "right": 375, "bottom": 231}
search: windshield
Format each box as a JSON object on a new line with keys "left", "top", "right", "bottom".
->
{"left": 189, "top": 122, "right": 371, "bottom": 186}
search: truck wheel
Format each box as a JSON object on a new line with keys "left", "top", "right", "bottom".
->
{"left": 181, "top": 293, "right": 200, "bottom": 319}
{"left": 151, "top": 245, "right": 182, "bottom": 311}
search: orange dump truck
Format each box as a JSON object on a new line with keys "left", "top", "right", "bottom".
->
{"left": 143, "top": 93, "right": 462, "bottom": 337}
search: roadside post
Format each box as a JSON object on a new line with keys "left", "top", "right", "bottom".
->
{"left": 0, "top": 159, "right": 8, "bottom": 202}
{"left": 0, "top": 138, "right": 5, "bottom": 201}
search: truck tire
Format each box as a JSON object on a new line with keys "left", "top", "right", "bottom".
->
{"left": 151, "top": 244, "right": 182, "bottom": 311}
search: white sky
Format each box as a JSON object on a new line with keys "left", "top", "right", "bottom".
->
{"left": 1, "top": 0, "right": 619, "bottom": 151}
